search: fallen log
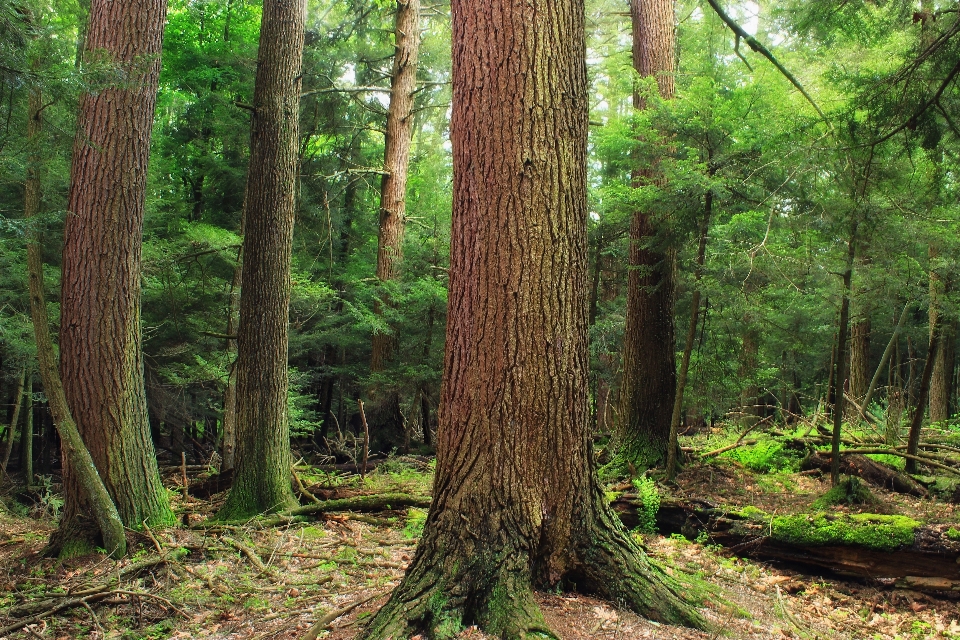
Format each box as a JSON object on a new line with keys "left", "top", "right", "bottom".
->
{"left": 800, "top": 452, "right": 927, "bottom": 497}
{"left": 612, "top": 495, "right": 960, "bottom": 590}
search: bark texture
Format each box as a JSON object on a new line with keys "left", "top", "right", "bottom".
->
{"left": 24, "top": 74, "right": 126, "bottom": 557}
{"left": 57, "top": 0, "right": 173, "bottom": 542}
{"left": 360, "top": 1, "right": 704, "bottom": 636}
{"left": 370, "top": 0, "right": 421, "bottom": 372}
{"left": 619, "top": 0, "right": 677, "bottom": 467}
{"left": 849, "top": 317, "right": 871, "bottom": 403}
{"left": 218, "top": 0, "right": 304, "bottom": 519}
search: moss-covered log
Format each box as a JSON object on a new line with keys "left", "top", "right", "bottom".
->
{"left": 615, "top": 496, "right": 960, "bottom": 587}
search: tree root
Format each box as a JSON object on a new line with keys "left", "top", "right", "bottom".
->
{"left": 359, "top": 552, "right": 558, "bottom": 639}
{"left": 576, "top": 517, "right": 709, "bottom": 629}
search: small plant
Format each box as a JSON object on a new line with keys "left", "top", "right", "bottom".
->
{"left": 404, "top": 507, "right": 428, "bottom": 539}
{"left": 631, "top": 475, "right": 660, "bottom": 534}
{"left": 723, "top": 439, "right": 800, "bottom": 474}
{"left": 946, "top": 527, "right": 960, "bottom": 541}
{"left": 812, "top": 476, "right": 878, "bottom": 509}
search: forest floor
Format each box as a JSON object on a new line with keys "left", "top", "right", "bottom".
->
{"left": 0, "top": 448, "right": 959, "bottom": 640}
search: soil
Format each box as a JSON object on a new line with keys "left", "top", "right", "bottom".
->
{"left": 1, "top": 460, "right": 959, "bottom": 640}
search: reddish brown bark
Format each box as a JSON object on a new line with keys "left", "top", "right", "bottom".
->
{"left": 619, "top": 0, "right": 678, "bottom": 467}
{"left": 370, "top": 0, "right": 421, "bottom": 372}
{"left": 360, "top": 0, "right": 703, "bottom": 636}
{"left": 57, "top": 0, "right": 174, "bottom": 545}
{"left": 218, "top": 0, "right": 304, "bottom": 520}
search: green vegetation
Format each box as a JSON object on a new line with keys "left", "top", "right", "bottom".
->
{"left": 946, "top": 527, "right": 960, "bottom": 542}
{"left": 631, "top": 476, "right": 661, "bottom": 534}
{"left": 811, "top": 476, "right": 878, "bottom": 509}
{"left": 763, "top": 512, "right": 920, "bottom": 551}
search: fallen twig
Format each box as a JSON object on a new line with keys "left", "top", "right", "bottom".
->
{"left": 301, "top": 591, "right": 385, "bottom": 640}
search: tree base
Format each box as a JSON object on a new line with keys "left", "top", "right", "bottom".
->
{"left": 360, "top": 502, "right": 707, "bottom": 639}
{"left": 44, "top": 514, "right": 104, "bottom": 559}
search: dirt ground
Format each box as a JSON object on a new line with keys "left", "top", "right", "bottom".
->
{"left": 1, "top": 462, "right": 959, "bottom": 640}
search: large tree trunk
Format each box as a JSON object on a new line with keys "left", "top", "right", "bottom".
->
{"left": 359, "top": 1, "right": 704, "bottom": 636}
{"left": 618, "top": 0, "right": 678, "bottom": 469}
{"left": 56, "top": 0, "right": 174, "bottom": 550}
{"left": 218, "top": 0, "right": 304, "bottom": 520}
{"left": 370, "top": 0, "right": 421, "bottom": 372}
{"left": 22, "top": 67, "right": 126, "bottom": 557}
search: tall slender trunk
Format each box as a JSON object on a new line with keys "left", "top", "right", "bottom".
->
{"left": 218, "top": 0, "right": 305, "bottom": 520}
{"left": 619, "top": 0, "right": 677, "bottom": 468}
{"left": 0, "top": 369, "right": 24, "bottom": 472}
{"left": 929, "top": 245, "right": 954, "bottom": 424}
{"left": 21, "top": 375, "right": 33, "bottom": 485}
{"left": 23, "top": 68, "right": 126, "bottom": 556}
{"left": 220, "top": 244, "right": 242, "bottom": 472}
{"left": 370, "top": 0, "right": 421, "bottom": 371}
{"left": 907, "top": 321, "right": 941, "bottom": 474}
{"left": 831, "top": 225, "right": 857, "bottom": 486}
{"left": 360, "top": 0, "right": 704, "bottom": 635}
{"left": 57, "top": 0, "right": 174, "bottom": 546}
{"left": 666, "top": 188, "right": 711, "bottom": 480}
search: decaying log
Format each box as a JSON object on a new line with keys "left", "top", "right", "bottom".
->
{"left": 801, "top": 452, "right": 927, "bottom": 497}
{"left": 612, "top": 496, "right": 960, "bottom": 590}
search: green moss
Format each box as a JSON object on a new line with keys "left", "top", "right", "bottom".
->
{"left": 946, "top": 527, "right": 960, "bottom": 541}
{"left": 770, "top": 513, "right": 919, "bottom": 551}
{"left": 58, "top": 538, "right": 96, "bottom": 560}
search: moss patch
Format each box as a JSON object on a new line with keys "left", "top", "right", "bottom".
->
{"left": 768, "top": 513, "right": 919, "bottom": 551}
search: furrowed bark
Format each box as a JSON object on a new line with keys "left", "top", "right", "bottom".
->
{"left": 57, "top": 0, "right": 174, "bottom": 550}
{"left": 23, "top": 75, "right": 126, "bottom": 557}
{"left": 219, "top": 0, "right": 304, "bottom": 520}
{"left": 360, "top": 0, "right": 705, "bottom": 636}
{"left": 619, "top": 0, "right": 678, "bottom": 469}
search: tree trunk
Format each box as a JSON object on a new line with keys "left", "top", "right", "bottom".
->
{"left": 666, "top": 189, "right": 711, "bottom": 480}
{"left": 849, "top": 316, "right": 871, "bottom": 403}
{"left": 57, "top": 0, "right": 174, "bottom": 549}
{"left": 21, "top": 375, "right": 33, "bottom": 485}
{"left": 359, "top": 1, "right": 704, "bottom": 636}
{"left": 218, "top": 0, "right": 304, "bottom": 520}
{"left": 831, "top": 226, "right": 857, "bottom": 486}
{"left": 370, "top": 0, "right": 421, "bottom": 372}
{"left": 22, "top": 71, "right": 126, "bottom": 557}
{"left": 929, "top": 248, "right": 954, "bottom": 424}
{"left": 0, "top": 369, "right": 24, "bottom": 473}
{"left": 220, "top": 245, "right": 242, "bottom": 472}
{"left": 906, "top": 320, "right": 941, "bottom": 474}
{"left": 619, "top": 0, "right": 678, "bottom": 469}
{"left": 739, "top": 321, "right": 760, "bottom": 428}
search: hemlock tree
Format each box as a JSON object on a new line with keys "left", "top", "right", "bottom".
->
{"left": 359, "top": 0, "right": 705, "bottom": 636}
{"left": 54, "top": 0, "right": 174, "bottom": 552}
{"left": 218, "top": 0, "right": 304, "bottom": 520}
{"left": 368, "top": 0, "right": 422, "bottom": 451}
{"left": 618, "top": 0, "right": 678, "bottom": 468}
